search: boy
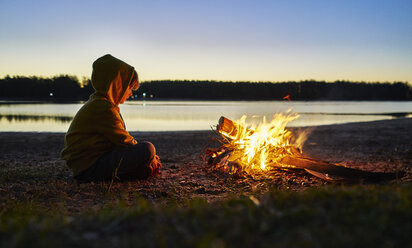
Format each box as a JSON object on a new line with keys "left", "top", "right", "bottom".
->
{"left": 61, "top": 54, "right": 161, "bottom": 182}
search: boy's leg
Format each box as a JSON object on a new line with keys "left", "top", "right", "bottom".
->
{"left": 115, "top": 142, "right": 157, "bottom": 180}
{"left": 75, "top": 142, "right": 156, "bottom": 182}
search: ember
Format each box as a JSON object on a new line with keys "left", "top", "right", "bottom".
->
{"left": 207, "top": 114, "right": 404, "bottom": 183}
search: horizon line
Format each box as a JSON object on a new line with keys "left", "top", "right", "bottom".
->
{"left": 0, "top": 74, "right": 409, "bottom": 85}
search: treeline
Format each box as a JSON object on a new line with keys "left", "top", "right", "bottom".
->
{"left": 1, "top": 75, "right": 411, "bottom": 101}
{"left": 0, "top": 75, "right": 94, "bottom": 101}
{"left": 139, "top": 80, "right": 412, "bottom": 100}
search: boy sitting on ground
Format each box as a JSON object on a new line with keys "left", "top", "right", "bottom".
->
{"left": 61, "top": 54, "right": 161, "bottom": 182}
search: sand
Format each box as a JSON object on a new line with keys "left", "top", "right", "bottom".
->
{"left": 0, "top": 118, "right": 411, "bottom": 209}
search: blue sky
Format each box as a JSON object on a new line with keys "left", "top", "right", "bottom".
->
{"left": 1, "top": 0, "right": 411, "bottom": 83}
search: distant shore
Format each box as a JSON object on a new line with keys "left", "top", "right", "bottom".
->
{"left": 1, "top": 77, "right": 411, "bottom": 101}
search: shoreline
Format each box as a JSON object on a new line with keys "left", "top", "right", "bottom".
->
{"left": 0, "top": 116, "right": 410, "bottom": 134}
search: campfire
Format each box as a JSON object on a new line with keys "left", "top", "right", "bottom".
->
{"left": 206, "top": 113, "right": 403, "bottom": 183}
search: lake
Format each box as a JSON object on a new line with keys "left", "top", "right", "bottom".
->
{"left": 0, "top": 100, "right": 411, "bottom": 132}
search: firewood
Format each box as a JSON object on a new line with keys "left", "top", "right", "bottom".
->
{"left": 278, "top": 155, "right": 403, "bottom": 182}
{"left": 212, "top": 116, "right": 405, "bottom": 183}
{"left": 217, "top": 116, "right": 246, "bottom": 138}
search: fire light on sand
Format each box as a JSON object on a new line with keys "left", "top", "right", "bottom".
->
{"left": 206, "top": 111, "right": 404, "bottom": 183}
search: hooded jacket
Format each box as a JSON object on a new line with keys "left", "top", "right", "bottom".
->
{"left": 61, "top": 54, "right": 137, "bottom": 175}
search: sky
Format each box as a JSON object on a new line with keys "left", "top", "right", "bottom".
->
{"left": 1, "top": 0, "right": 411, "bottom": 83}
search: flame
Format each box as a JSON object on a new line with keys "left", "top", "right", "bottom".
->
{"left": 283, "top": 94, "right": 291, "bottom": 101}
{"left": 218, "top": 111, "right": 308, "bottom": 174}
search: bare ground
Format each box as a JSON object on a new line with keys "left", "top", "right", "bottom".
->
{"left": 0, "top": 118, "right": 411, "bottom": 212}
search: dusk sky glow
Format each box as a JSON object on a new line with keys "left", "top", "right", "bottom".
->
{"left": 1, "top": 0, "right": 411, "bottom": 83}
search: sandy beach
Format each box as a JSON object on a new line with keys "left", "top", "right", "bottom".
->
{"left": 0, "top": 118, "right": 411, "bottom": 211}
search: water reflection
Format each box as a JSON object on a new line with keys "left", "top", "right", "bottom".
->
{"left": 0, "top": 114, "right": 72, "bottom": 123}
{"left": 0, "top": 101, "right": 411, "bottom": 132}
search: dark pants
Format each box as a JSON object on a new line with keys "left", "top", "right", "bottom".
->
{"left": 74, "top": 142, "right": 156, "bottom": 183}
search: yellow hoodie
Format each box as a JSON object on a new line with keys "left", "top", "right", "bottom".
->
{"left": 61, "top": 54, "right": 137, "bottom": 175}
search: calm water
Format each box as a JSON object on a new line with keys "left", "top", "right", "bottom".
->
{"left": 0, "top": 101, "right": 411, "bottom": 132}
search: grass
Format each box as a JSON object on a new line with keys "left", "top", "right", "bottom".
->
{"left": 1, "top": 183, "right": 411, "bottom": 248}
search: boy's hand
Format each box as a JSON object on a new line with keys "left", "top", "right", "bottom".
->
{"left": 150, "top": 155, "right": 162, "bottom": 175}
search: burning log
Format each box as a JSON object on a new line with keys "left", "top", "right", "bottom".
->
{"left": 208, "top": 116, "right": 404, "bottom": 183}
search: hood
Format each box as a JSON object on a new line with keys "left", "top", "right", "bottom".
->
{"left": 91, "top": 54, "right": 135, "bottom": 105}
